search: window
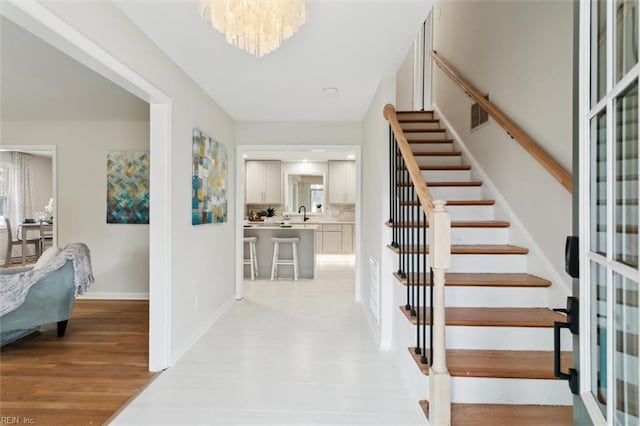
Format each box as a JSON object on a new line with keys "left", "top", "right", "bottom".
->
{"left": 0, "top": 166, "right": 9, "bottom": 221}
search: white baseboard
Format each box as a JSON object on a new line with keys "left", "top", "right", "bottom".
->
{"left": 170, "top": 297, "right": 235, "bottom": 365}
{"left": 433, "top": 104, "right": 570, "bottom": 306}
{"left": 79, "top": 292, "right": 149, "bottom": 300}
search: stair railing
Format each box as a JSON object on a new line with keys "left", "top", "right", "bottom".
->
{"left": 384, "top": 104, "right": 452, "bottom": 426}
{"left": 430, "top": 51, "right": 573, "bottom": 193}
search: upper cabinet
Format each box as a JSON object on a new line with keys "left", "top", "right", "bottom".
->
{"left": 328, "top": 160, "right": 356, "bottom": 204}
{"left": 246, "top": 160, "right": 281, "bottom": 204}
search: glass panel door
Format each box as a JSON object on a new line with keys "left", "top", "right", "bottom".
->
{"left": 582, "top": 0, "right": 639, "bottom": 424}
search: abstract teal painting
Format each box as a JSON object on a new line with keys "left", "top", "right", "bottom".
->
{"left": 106, "top": 151, "right": 150, "bottom": 224}
{"left": 192, "top": 129, "right": 227, "bottom": 225}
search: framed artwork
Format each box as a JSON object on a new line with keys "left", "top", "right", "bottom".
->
{"left": 192, "top": 129, "right": 227, "bottom": 225}
{"left": 106, "top": 151, "right": 150, "bottom": 224}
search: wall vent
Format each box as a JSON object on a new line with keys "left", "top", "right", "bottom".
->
{"left": 471, "top": 94, "right": 490, "bottom": 130}
{"left": 369, "top": 257, "right": 380, "bottom": 323}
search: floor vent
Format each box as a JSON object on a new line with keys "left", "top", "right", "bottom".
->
{"left": 369, "top": 257, "right": 380, "bottom": 323}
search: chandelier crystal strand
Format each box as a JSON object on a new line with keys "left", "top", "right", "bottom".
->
{"left": 200, "top": 0, "right": 308, "bottom": 57}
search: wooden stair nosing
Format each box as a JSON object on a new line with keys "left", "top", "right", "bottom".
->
{"left": 385, "top": 220, "right": 510, "bottom": 228}
{"left": 399, "top": 306, "right": 565, "bottom": 328}
{"left": 399, "top": 165, "right": 471, "bottom": 171}
{"left": 419, "top": 401, "right": 572, "bottom": 426}
{"left": 387, "top": 244, "right": 529, "bottom": 255}
{"left": 406, "top": 138, "right": 454, "bottom": 144}
{"left": 403, "top": 128, "right": 446, "bottom": 133}
{"left": 396, "top": 110, "right": 434, "bottom": 114}
{"left": 408, "top": 348, "right": 572, "bottom": 380}
{"left": 392, "top": 272, "right": 551, "bottom": 288}
{"left": 398, "top": 181, "right": 483, "bottom": 187}
{"left": 398, "top": 118, "right": 440, "bottom": 124}
{"left": 401, "top": 199, "right": 495, "bottom": 206}
{"left": 408, "top": 151, "right": 462, "bottom": 156}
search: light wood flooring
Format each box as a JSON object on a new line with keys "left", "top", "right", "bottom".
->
{"left": 0, "top": 300, "right": 153, "bottom": 425}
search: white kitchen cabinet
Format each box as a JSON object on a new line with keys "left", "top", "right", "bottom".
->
{"left": 341, "top": 224, "right": 354, "bottom": 254}
{"left": 328, "top": 161, "right": 356, "bottom": 204}
{"left": 322, "top": 230, "right": 342, "bottom": 254}
{"left": 246, "top": 160, "right": 281, "bottom": 204}
{"left": 315, "top": 226, "right": 323, "bottom": 253}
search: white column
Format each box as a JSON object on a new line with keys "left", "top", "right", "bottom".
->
{"left": 428, "top": 200, "right": 451, "bottom": 426}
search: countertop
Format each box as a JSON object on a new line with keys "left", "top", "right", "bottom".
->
{"left": 244, "top": 224, "right": 319, "bottom": 230}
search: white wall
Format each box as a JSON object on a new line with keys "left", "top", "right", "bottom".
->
{"left": 361, "top": 75, "right": 396, "bottom": 342}
{"left": 2, "top": 121, "right": 150, "bottom": 296}
{"left": 30, "top": 154, "right": 53, "bottom": 219}
{"left": 432, "top": 0, "right": 573, "bottom": 293}
{"left": 27, "top": 0, "right": 237, "bottom": 361}
{"left": 396, "top": 45, "right": 415, "bottom": 111}
{"left": 236, "top": 122, "right": 362, "bottom": 146}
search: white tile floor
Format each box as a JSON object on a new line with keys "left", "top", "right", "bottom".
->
{"left": 112, "top": 255, "right": 425, "bottom": 425}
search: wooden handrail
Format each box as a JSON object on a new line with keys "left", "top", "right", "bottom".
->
{"left": 430, "top": 51, "right": 573, "bottom": 193}
{"left": 384, "top": 104, "right": 435, "bottom": 214}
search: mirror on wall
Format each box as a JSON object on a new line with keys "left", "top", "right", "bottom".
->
{"left": 286, "top": 174, "right": 324, "bottom": 214}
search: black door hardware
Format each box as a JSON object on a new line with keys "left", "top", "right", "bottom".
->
{"left": 554, "top": 296, "right": 579, "bottom": 394}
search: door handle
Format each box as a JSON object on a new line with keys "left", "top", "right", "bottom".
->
{"left": 553, "top": 296, "right": 579, "bottom": 394}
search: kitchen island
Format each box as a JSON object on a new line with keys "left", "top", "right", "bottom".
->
{"left": 243, "top": 224, "right": 319, "bottom": 279}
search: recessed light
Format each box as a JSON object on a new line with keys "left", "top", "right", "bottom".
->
{"left": 302, "top": 159, "right": 308, "bottom": 163}
{"left": 322, "top": 87, "right": 339, "bottom": 97}
{"left": 347, "top": 154, "right": 355, "bottom": 160}
{"left": 243, "top": 154, "right": 247, "bottom": 158}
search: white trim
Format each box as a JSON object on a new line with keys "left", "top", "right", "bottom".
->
{"left": 79, "top": 292, "right": 150, "bottom": 300}
{"left": 2, "top": 0, "right": 173, "bottom": 372}
{"left": 171, "top": 297, "right": 235, "bottom": 365}
{"left": 433, "top": 105, "right": 570, "bottom": 302}
{"left": 235, "top": 144, "right": 362, "bottom": 303}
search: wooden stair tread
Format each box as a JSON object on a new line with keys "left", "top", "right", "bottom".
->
{"left": 406, "top": 138, "right": 454, "bottom": 144}
{"left": 388, "top": 244, "right": 529, "bottom": 255}
{"left": 399, "top": 306, "right": 565, "bottom": 327}
{"left": 398, "top": 181, "right": 483, "bottom": 187}
{"left": 419, "top": 401, "right": 572, "bottom": 426}
{"left": 397, "top": 118, "right": 440, "bottom": 123}
{"left": 385, "top": 220, "right": 510, "bottom": 228}
{"left": 408, "top": 150, "right": 462, "bottom": 156}
{"left": 396, "top": 110, "right": 434, "bottom": 114}
{"left": 401, "top": 199, "right": 496, "bottom": 206}
{"left": 408, "top": 348, "right": 572, "bottom": 379}
{"left": 393, "top": 272, "right": 551, "bottom": 287}
{"left": 400, "top": 165, "right": 471, "bottom": 171}
{"left": 403, "top": 128, "right": 446, "bottom": 133}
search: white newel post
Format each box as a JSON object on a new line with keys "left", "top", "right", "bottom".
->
{"left": 428, "top": 200, "right": 451, "bottom": 426}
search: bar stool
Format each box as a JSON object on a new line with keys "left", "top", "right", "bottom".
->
{"left": 243, "top": 236, "right": 259, "bottom": 280}
{"left": 270, "top": 237, "right": 300, "bottom": 281}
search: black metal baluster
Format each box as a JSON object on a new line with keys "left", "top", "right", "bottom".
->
{"left": 393, "top": 137, "right": 398, "bottom": 249}
{"left": 429, "top": 266, "right": 434, "bottom": 366}
{"left": 421, "top": 210, "right": 428, "bottom": 364}
{"left": 410, "top": 181, "right": 416, "bottom": 317}
{"left": 389, "top": 126, "right": 393, "bottom": 227}
{"left": 415, "top": 203, "right": 422, "bottom": 355}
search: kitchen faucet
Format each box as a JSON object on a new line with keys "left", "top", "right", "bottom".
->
{"left": 298, "top": 205, "right": 309, "bottom": 221}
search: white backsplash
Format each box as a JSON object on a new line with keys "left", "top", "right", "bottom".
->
{"left": 246, "top": 203, "right": 354, "bottom": 222}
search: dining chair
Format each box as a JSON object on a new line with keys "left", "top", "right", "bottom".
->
{"left": 39, "top": 220, "right": 54, "bottom": 254}
{"left": 4, "top": 218, "right": 41, "bottom": 268}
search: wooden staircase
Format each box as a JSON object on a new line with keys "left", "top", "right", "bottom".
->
{"left": 389, "top": 110, "right": 573, "bottom": 425}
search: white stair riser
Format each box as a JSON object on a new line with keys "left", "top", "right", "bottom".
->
{"left": 596, "top": 158, "right": 637, "bottom": 173}
{"left": 595, "top": 232, "right": 638, "bottom": 256}
{"left": 392, "top": 253, "right": 527, "bottom": 273}
{"left": 404, "top": 131, "right": 449, "bottom": 140}
{"left": 445, "top": 286, "right": 547, "bottom": 308}
{"left": 397, "top": 205, "right": 495, "bottom": 221}
{"left": 598, "top": 181, "right": 637, "bottom": 194}
{"left": 414, "top": 156, "right": 463, "bottom": 166}
{"left": 450, "top": 377, "right": 572, "bottom": 405}
{"left": 406, "top": 186, "right": 483, "bottom": 199}
{"left": 392, "top": 286, "right": 547, "bottom": 309}
{"left": 397, "top": 112, "right": 434, "bottom": 120}
{"left": 421, "top": 170, "right": 472, "bottom": 181}
{"left": 443, "top": 326, "right": 572, "bottom": 351}
{"left": 392, "top": 227, "right": 509, "bottom": 245}
{"left": 406, "top": 142, "right": 455, "bottom": 152}
{"left": 401, "top": 122, "right": 442, "bottom": 130}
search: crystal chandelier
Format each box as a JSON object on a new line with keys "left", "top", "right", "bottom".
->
{"left": 200, "top": 0, "right": 308, "bottom": 57}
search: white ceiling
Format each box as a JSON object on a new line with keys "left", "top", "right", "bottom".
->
{"left": 0, "top": 17, "right": 149, "bottom": 121}
{"left": 244, "top": 149, "right": 356, "bottom": 162}
{"left": 115, "top": 0, "right": 430, "bottom": 122}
